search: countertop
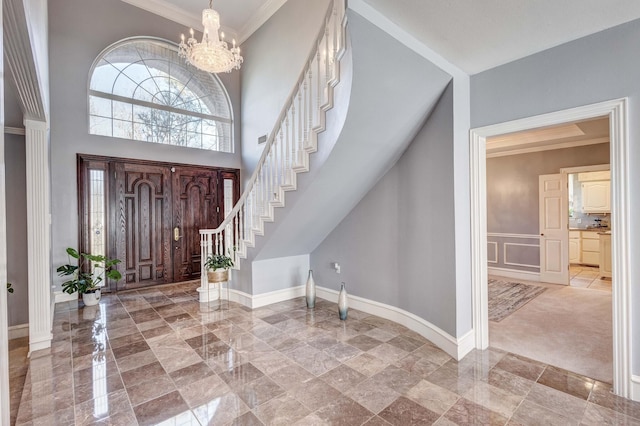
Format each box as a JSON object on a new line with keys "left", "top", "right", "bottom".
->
{"left": 569, "top": 227, "right": 610, "bottom": 232}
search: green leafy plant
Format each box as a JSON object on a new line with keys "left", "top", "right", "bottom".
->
{"left": 203, "top": 252, "right": 234, "bottom": 271}
{"left": 6, "top": 283, "right": 13, "bottom": 294}
{"left": 57, "top": 248, "right": 122, "bottom": 294}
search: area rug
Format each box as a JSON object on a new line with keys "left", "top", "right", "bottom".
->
{"left": 488, "top": 279, "right": 547, "bottom": 322}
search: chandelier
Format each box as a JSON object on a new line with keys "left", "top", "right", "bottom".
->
{"left": 179, "top": 0, "right": 243, "bottom": 73}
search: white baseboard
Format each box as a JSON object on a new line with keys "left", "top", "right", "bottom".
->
{"left": 488, "top": 267, "right": 540, "bottom": 282}
{"left": 251, "top": 285, "right": 305, "bottom": 308}
{"left": 315, "top": 287, "right": 472, "bottom": 361}
{"left": 8, "top": 324, "right": 29, "bottom": 340}
{"left": 54, "top": 290, "right": 78, "bottom": 303}
{"left": 221, "top": 284, "right": 472, "bottom": 361}
{"left": 631, "top": 375, "right": 640, "bottom": 402}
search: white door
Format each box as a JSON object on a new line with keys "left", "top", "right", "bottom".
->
{"left": 539, "top": 174, "right": 569, "bottom": 284}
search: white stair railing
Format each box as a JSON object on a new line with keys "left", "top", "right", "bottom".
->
{"left": 200, "top": 0, "right": 348, "bottom": 288}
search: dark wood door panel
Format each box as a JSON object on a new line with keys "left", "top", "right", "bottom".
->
{"left": 115, "top": 163, "right": 172, "bottom": 290}
{"left": 172, "top": 168, "right": 219, "bottom": 281}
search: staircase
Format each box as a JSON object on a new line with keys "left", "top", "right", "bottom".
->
{"left": 199, "top": 0, "right": 348, "bottom": 298}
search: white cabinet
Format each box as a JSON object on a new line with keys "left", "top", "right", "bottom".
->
{"left": 599, "top": 234, "right": 612, "bottom": 278}
{"left": 581, "top": 181, "right": 610, "bottom": 213}
{"left": 569, "top": 231, "right": 581, "bottom": 264}
{"left": 581, "top": 231, "right": 600, "bottom": 266}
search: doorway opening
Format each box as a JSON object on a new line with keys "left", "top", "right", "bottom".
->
{"left": 470, "top": 99, "right": 633, "bottom": 399}
{"left": 78, "top": 155, "right": 240, "bottom": 291}
{"left": 484, "top": 118, "right": 612, "bottom": 383}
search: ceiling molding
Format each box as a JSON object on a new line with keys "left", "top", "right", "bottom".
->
{"left": 121, "top": 0, "right": 204, "bottom": 32}
{"left": 238, "top": 0, "right": 288, "bottom": 43}
{"left": 486, "top": 136, "right": 609, "bottom": 158}
{"left": 4, "top": 0, "right": 46, "bottom": 121}
{"left": 5, "top": 127, "right": 26, "bottom": 136}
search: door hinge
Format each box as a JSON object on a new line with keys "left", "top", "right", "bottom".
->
{"left": 114, "top": 171, "right": 117, "bottom": 180}
{"left": 217, "top": 206, "right": 220, "bottom": 213}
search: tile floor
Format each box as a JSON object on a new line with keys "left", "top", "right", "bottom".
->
{"left": 569, "top": 264, "right": 612, "bottom": 291}
{"left": 11, "top": 281, "right": 640, "bottom": 425}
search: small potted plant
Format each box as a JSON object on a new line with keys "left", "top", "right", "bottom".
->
{"left": 57, "top": 248, "right": 122, "bottom": 306}
{"left": 203, "top": 251, "right": 234, "bottom": 283}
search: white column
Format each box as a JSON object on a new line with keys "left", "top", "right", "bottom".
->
{"left": 25, "top": 119, "right": 52, "bottom": 353}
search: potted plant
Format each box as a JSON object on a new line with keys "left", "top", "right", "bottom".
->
{"left": 57, "top": 248, "right": 122, "bottom": 306}
{"left": 203, "top": 251, "right": 234, "bottom": 283}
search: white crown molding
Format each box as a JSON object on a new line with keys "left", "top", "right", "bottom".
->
{"left": 486, "top": 136, "right": 609, "bottom": 158}
{"left": 121, "top": 0, "right": 205, "bottom": 32}
{"left": 238, "top": 0, "right": 288, "bottom": 43}
{"left": 5, "top": 126, "right": 25, "bottom": 135}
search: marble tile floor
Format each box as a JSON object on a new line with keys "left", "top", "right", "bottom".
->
{"left": 12, "top": 281, "right": 640, "bottom": 425}
{"left": 9, "top": 336, "right": 29, "bottom": 425}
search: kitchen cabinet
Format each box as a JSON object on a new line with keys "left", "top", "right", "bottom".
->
{"left": 569, "top": 231, "right": 581, "bottom": 263}
{"left": 599, "top": 233, "right": 612, "bottom": 278}
{"left": 581, "top": 231, "right": 600, "bottom": 266}
{"left": 581, "top": 181, "right": 610, "bottom": 213}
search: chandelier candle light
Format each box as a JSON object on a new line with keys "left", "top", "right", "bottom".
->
{"left": 179, "top": 0, "right": 243, "bottom": 73}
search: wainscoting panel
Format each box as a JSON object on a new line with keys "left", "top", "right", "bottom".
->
{"left": 487, "top": 233, "right": 540, "bottom": 275}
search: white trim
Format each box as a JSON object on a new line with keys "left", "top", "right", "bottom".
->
{"left": 503, "top": 242, "right": 540, "bottom": 269}
{"left": 251, "top": 285, "right": 305, "bottom": 309}
{"left": 487, "top": 242, "right": 498, "bottom": 264}
{"left": 238, "top": 0, "right": 288, "bottom": 43}
{"left": 560, "top": 164, "right": 610, "bottom": 174}
{"left": 471, "top": 98, "right": 632, "bottom": 399}
{"left": 486, "top": 136, "right": 609, "bottom": 158}
{"left": 631, "top": 375, "right": 640, "bottom": 402}
{"left": 316, "top": 287, "right": 472, "bottom": 360}
{"left": 8, "top": 324, "right": 29, "bottom": 340}
{"left": 487, "top": 233, "right": 540, "bottom": 239}
{"left": 488, "top": 267, "right": 541, "bottom": 282}
{"left": 120, "top": 0, "right": 203, "bottom": 32}
{"left": 54, "top": 290, "right": 77, "bottom": 303}
{"left": 5, "top": 126, "right": 25, "bottom": 135}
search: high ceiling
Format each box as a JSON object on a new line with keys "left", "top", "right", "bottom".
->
{"left": 122, "top": 0, "right": 640, "bottom": 74}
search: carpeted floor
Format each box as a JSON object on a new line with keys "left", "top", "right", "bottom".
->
{"left": 488, "top": 279, "right": 546, "bottom": 322}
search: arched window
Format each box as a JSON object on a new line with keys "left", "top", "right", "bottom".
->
{"left": 88, "top": 38, "right": 233, "bottom": 152}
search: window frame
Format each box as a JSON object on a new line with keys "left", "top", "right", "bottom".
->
{"left": 87, "top": 36, "right": 235, "bottom": 153}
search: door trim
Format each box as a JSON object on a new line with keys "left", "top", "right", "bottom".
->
{"left": 470, "top": 98, "right": 633, "bottom": 399}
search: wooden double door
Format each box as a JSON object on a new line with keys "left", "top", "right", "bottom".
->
{"left": 78, "top": 155, "right": 239, "bottom": 291}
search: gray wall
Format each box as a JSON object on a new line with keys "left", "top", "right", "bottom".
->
{"left": 240, "top": 0, "right": 331, "bottom": 186}
{"left": 312, "top": 83, "right": 459, "bottom": 337}
{"left": 5, "top": 134, "right": 28, "bottom": 327}
{"left": 48, "top": 0, "right": 241, "bottom": 290}
{"left": 487, "top": 143, "right": 610, "bottom": 271}
{"left": 472, "top": 18, "right": 640, "bottom": 374}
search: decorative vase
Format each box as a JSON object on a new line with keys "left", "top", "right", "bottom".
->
{"left": 82, "top": 289, "right": 101, "bottom": 307}
{"left": 337, "top": 282, "right": 348, "bottom": 320}
{"left": 305, "top": 270, "right": 316, "bottom": 309}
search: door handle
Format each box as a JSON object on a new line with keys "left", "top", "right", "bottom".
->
{"left": 174, "top": 227, "right": 181, "bottom": 241}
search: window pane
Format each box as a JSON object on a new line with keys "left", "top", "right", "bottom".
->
{"left": 224, "top": 179, "right": 234, "bottom": 216}
{"left": 113, "top": 119, "right": 133, "bottom": 140}
{"left": 89, "top": 96, "right": 111, "bottom": 118}
{"left": 89, "top": 169, "right": 106, "bottom": 280}
{"left": 112, "top": 100, "right": 132, "bottom": 121}
{"left": 90, "top": 115, "right": 112, "bottom": 137}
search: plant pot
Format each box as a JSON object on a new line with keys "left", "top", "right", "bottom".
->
{"left": 82, "top": 289, "right": 101, "bottom": 306}
{"left": 207, "top": 269, "right": 229, "bottom": 283}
